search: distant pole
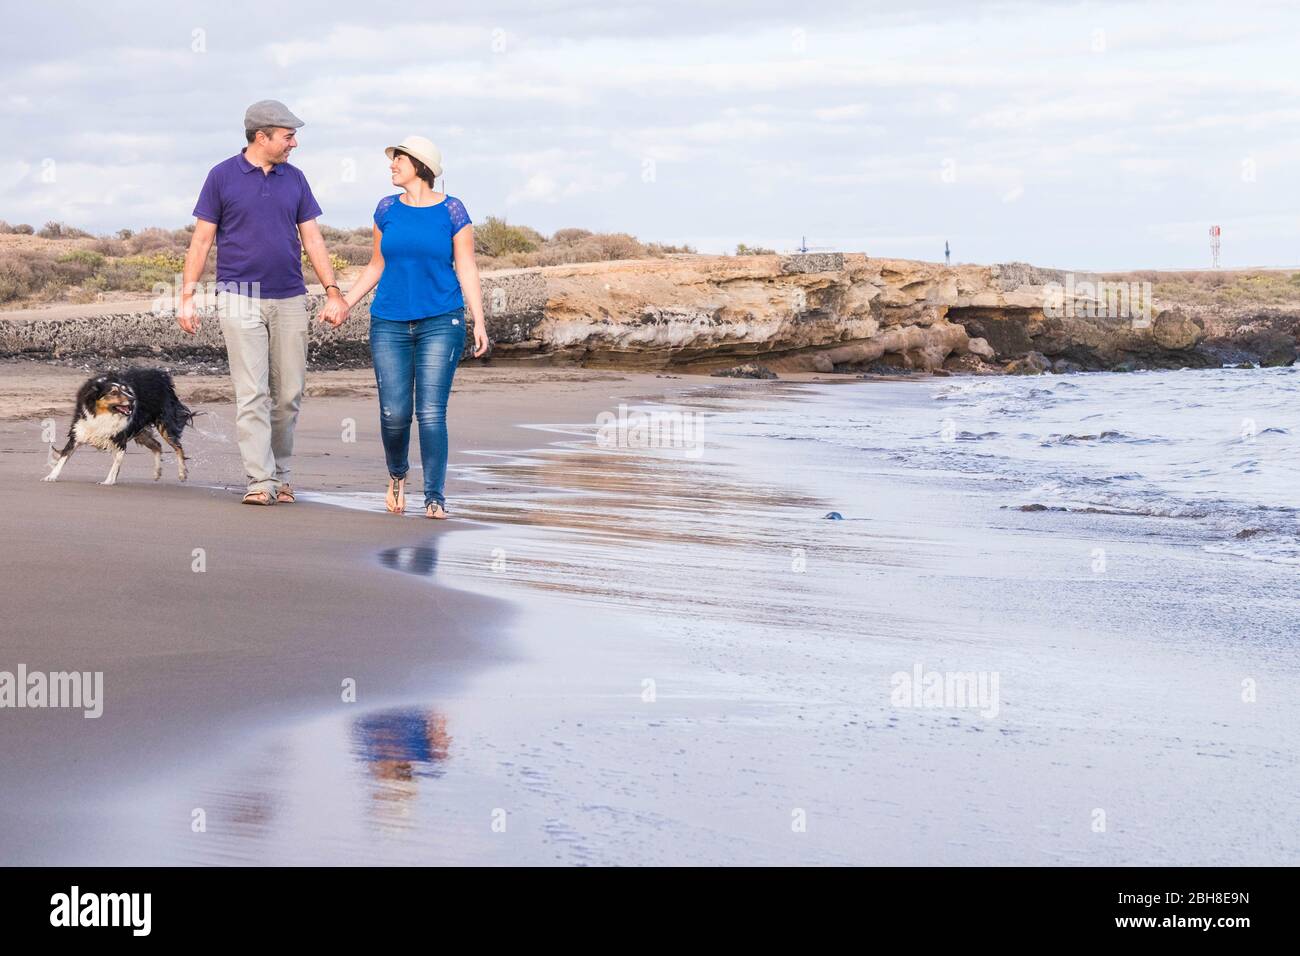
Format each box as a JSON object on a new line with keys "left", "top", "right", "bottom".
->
{"left": 1209, "top": 225, "right": 1221, "bottom": 269}
{"left": 799, "top": 235, "right": 809, "bottom": 253}
{"left": 945, "top": 240, "right": 951, "bottom": 266}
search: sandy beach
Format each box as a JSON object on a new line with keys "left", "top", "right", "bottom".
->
{"left": 0, "top": 361, "right": 824, "bottom": 862}
{"left": 1, "top": 357, "right": 1295, "bottom": 865}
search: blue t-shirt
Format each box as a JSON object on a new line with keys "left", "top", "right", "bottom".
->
{"left": 370, "top": 194, "right": 472, "bottom": 321}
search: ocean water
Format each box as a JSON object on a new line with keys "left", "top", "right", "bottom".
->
{"left": 725, "top": 366, "right": 1299, "bottom": 567}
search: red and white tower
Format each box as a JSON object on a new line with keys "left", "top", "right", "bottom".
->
{"left": 1209, "top": 224, "right": 1221, "bottom": 269}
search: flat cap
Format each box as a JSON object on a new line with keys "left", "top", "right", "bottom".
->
{"left": 244, "top": 99, "right": 305, "bottom": 131}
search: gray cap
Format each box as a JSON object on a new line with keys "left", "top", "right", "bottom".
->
{"left": 244, "top": 99, "right": 305, "bottom": 131}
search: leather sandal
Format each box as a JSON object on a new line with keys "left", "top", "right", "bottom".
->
{"left": 276, "top": 484, "right": 296, "bottom": 503}
{"left": 241, "top": 489, "right": 276, "bottom": 506}
{"left": 425, "top": 502, "right": 449, "bottom": 520}
{"left": 386, "top": 476, "right": 406, "bottom": 514}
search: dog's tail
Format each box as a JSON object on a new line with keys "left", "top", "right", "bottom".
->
{"left": 165, "top": 399, "right": 198, "bottom": 439}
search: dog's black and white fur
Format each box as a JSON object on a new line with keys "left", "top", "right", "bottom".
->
{"left": 43, "top": 369, "right": 195, "bottom": 485}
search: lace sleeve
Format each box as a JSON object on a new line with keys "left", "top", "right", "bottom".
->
{"left": 374, "top": 195, "right": 397, "bottom": 231}
{"left": 445, "top": 196, "right": 472, "bottom": 236}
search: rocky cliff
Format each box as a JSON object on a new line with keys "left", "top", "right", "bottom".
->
{"left": 1, "top": 253, "right": 1293, "bottom": 374}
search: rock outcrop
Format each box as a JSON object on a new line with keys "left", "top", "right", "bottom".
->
{"left": 1, "top": 253, "right": 1291, "bottom": 374}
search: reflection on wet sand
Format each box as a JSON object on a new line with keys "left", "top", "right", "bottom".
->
{"left": 354, "top": 708, "right": 453, "bottom": 822}
{"left": 379, "top": 545, "right": 439, "bottom": 577}
{"left": 188, "top": 706, "right": 453, "bottom": 860}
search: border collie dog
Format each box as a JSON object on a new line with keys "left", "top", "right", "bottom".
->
{"left": 43, "top": 369, "right": 195, "bottom": 485}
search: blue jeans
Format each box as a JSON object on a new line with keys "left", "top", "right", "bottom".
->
{"left": 369, "top": 308, "right": 465, "bottom": 508}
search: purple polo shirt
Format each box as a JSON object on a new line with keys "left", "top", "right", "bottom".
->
{"left": 192, "top": 149, "right": 322, "bottom": 299}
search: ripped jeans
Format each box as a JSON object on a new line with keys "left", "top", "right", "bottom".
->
{"left": 368, "top": 308, "right": 466, "bottom": 508}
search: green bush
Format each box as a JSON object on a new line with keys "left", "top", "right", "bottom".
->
{"left": 58, "top": 249, "right": 107, "bottom": 269}
{"left": 300, "top": 247, "right": 349, "bottom": 274}
{"left": 94, "top": 259, "right": 178, "bottom": 292}
{"left": 124, "top": 252, "right": 185, "bottom": 273}
{"left": 475, "top": 216, "right": 542, "bottom": 257}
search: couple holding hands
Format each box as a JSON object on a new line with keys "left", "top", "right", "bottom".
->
{"left": 178, "top": 99, "right": 487, "bottom": 517}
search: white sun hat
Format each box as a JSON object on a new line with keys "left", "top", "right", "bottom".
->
{"left": 384, "top": 136, "right": 443, "bottom": 177}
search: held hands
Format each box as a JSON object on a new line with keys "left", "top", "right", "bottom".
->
{"left": 472, "top": 320, "right": 490, "bottom": 357}
{"left": 318, "top": 294, "right": 350, "bottom": 328}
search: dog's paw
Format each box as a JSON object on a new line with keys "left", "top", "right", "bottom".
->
{"left": 41, "top": 474, "right": 58, "bottom": 482}
{"left": 98, "top": 479, "right": 117, "bottom": 486}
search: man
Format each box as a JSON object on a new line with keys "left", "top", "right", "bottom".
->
{"left": 177, "top": 99, "right": 347, "bottom": 505}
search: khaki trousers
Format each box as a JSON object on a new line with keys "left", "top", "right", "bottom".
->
{"left": 217, "top": 292, "right": 309, "bottom": 494}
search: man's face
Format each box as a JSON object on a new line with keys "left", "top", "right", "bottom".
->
{"left": 259, "top": 127, "right": 297, "bottom": 163}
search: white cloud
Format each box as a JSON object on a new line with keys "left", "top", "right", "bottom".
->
{"left": 0, "top": 0, "right": 1297, "bottom": 268}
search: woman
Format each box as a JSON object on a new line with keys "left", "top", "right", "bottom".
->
{"left": 342, "top": 135, "right": 489, "bottom": 518}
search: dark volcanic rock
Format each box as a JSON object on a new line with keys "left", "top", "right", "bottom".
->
{"left": 1200, "top": 311, "right": 1299, "bottom": 368}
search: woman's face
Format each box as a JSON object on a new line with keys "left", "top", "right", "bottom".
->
{"left": 390, "top": 153, "right": 416, "bottom": 187}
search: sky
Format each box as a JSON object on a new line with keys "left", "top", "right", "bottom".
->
{"left": 1, "top": 0, "right": 1297, "bottom": 270}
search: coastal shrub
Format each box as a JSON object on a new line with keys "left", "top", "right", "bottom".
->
{"left": 475, "top": 216, "right": 542, "bottom": 257}
{"left": 54, "top": 250, "right": 108, "bottom": 285}
{"left": 319, "top": 223, "right": 372, "bottom": 244}
{"left": 0, "top": 251, "right": 33, "bottom": 301}
{"left": 332, "top": 242, "right": 372, "bottom": 265}
{"left": 121, "top": 227, "right": 189, "bottom": 256}
{"left": 551, "top": 227, "right": 593, "bottom": 244}
{"left": 89, "top": 238, "right": 129, "bottom": 257}
{"left": 590, "top": 232, "right": 643, "bottom": 261}
{"left": 0, "top": 221, "right": 12, "bottom": 234}
{"left": 129, "top": 252, "right": 185, "bottom": 273}
{"left": 58, "top": 249, "right": 107, "bottom": 269}
{"left": 646, "top": 241, "right": 695, "bottom": 256}
{"left": 0, "top": 249, "right": 64, "bottom": 301}
{"left": 736, "top": 243, "right": 776, "bottom": 255}
{"left": 11, "top": 223, "right": 34, "bottom": 235}
{"left": 300, "top": 248, "right": 349, "bottom": 274}
{"left": 36, "top": 220, "right": 92, "bottom": 240}
{"left": 95, "top": 255, "right": 183, "bottom": 291}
